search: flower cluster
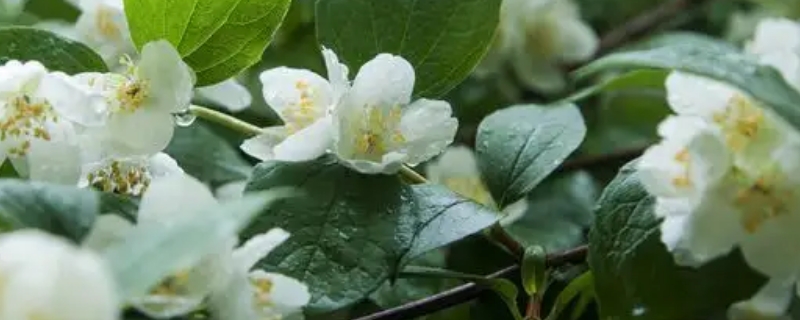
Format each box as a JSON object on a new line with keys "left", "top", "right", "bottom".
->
{"left": 639, "top": 18, "right": 800, "bottom": 318}
{"left": 0, "top": 40, "right": 192, "bottom": 195}
{"left": 475, "top": 0, "right": 598, "bottom": 95}
{"left": 0, "top": 173, "right": 309, "bottom": 320}
{"left": 85, "top": 174, "right": 310, "bottom": 319}
{"left": 241, "top": 48, "right": 459, "bottom": 175}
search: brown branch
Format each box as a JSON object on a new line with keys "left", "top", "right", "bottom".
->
{"left": 355, "top": 246, "right": 588, "bottom": 320}
{"left": 595, "top": 0, "right": 716, "bottom": 57}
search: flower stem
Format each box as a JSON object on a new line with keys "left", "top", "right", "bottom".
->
{"left": 399, "top": 165, "right": 428, "bottom": 184}
{"left": 189, "top": 105, "right": 262, "bottom": 136}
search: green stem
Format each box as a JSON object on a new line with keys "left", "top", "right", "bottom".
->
{"left": 489, "top": 223, "right": 524, "bottom": 260}
{"left": 189, "top": 105, "right": 262, "bottom": 136}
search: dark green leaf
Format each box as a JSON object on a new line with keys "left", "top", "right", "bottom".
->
{"left": 545, "top": 270, "right": 595, "bottom": 320}
{"left": 98, "top": 192, "right": 139, "bottom": 222}
{"left": 370, "top": 250, "right": 459, "bottom": 311}
{"left": 575, "top": 44, "right": 800, "bottom": 131}
{"left": 401, "top": 184, "right": 498, "bottom": 264}
{"left": 243, "top": 156, "right": 498, "bottom": 312}
{"left": 506, "top": 172, "right": 598, "bottom": 252}
{"left": 165, "top": 121, "right": 253, "bottom": 187}
{"left": 316, "top": 0, "right": 502, "bottom": 97}
{"left": 0, "top": 179, "right": 99, "bottom": 242}
{"left": 476, "top": 104, "right": 586, "bottom": 208}
{"left": 588, "top": 161, "right": 765, "bottom": 319}
{"left": 105, "top": 190, "right": 288, "bottom": 299}
{"left": 124, "top": 0, "right": 292, "bottom": 86}
{"left": 0, "top": 26, "right": 108, "bottom": 73}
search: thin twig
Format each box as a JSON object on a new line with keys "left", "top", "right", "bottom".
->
{"left": 355, "top": 246, "right": 588, "bottom": 320}
{"left": 595, "top": 0, "right": 716, "bottom": 57}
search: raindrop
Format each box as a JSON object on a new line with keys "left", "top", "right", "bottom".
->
{"left": 173, "top": 109, "right": 196, "bottom": 127}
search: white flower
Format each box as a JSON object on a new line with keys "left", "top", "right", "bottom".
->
{"left": 195, "top": 78, "right": 253, "bottom": 113}
{"left": 640, "top": 70, "right": 800, "bottom": 318}
{"left": 214, "top": 180, "right": 248, "bottom": 201}
{"left": 427, "top": 146, "right": 527, "bottom": 225}
{"left": 0, "top": 229, "right": 119, "bottom": 320}
{"left": 78, "top": 152, "right": 184, "bottom": 196}
{"left": 0, "top": 60, "right": 106, "bottom": 184}
{"left": 475, "top": 0, "right": 598, "bottom": 94}
{"left": 71, "top": 40, "right": 195, "bottom": 157}
{"left": 85, "top": 174, "right": 309, "bottom": 319}
{"left": 746, "top": 18, "right": 800, "bottom": 92}
{"left": 240, "top": 47, "right": 348, "bottom": 162}
{"left": 73, "top": 0, "right": 136, "bottom": 69}
{"left": 332, "top": 54, "right": 458, "bottom": 174}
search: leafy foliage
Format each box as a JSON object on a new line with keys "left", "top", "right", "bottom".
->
{"left": 316, "top": 0, "right": 502, "bottom": 97}
{"left": 0, "top": 26, "right": 107, "bottom": 73}
{"left": 124, "top": 0, "right": 292, "bottom": 85}
{"left": 244, "top": 156, "right": 497, "bottom": 312}
{"left": 476, "top": 104, "right": 587, "bottom": 208}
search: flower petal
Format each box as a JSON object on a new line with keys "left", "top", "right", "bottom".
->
{"left": 250, "top": 270, "right": 310, "bottom": 311}
{"left": 728, "top": 278, "right": 794, "bottom": 320}
{"left": 665, "top": 71, "right": 739, "bottom": 117}
{"left": 26, "top": 139, "right": 82, "bottom": 185}
{"left": 240, "top": 126, "right": 289, "bottom": 162}
{"left": 81, "top": 215, "right": 134, "bottom": 252}
{"left": 511, "top": 55, "right": 566, "bottom": 94}
{"left": 130, "top": 295, "right": 204, "bottom": 319}
{"left": 138, "top": 40, "right": 196, "bottom": 113}
{"left": 259, "top": 67, "right": 332, "bottom": 122}
{"left": 105, "top": 108, "right": 174, "bottom": 157}
{"left": 147, "top": 152, "right": 184, "bottom": 179}
{"left": 425, "top": 146, "right": 482, "bottom": 184}
{"left": 350, "top": 53, "right": 414, "bottom": 108}
{"left": 37, "top": 72, "right": 109, "bottom": 127}
{"left": 398, "top": 99, "right": 458, "bottom": 165}
{"left": 273, "top": 117, "right": 334, "bottom": 162}
{"left": 740, "top": 211, "right": 800, "bottom": 280}
{"left": 499, "top": 198, "right": 529, "bottom": 226}
{"left": 208, "top": 267, "right": 259, "bottom": 320}
{"left": 137, "top": 174, "right": 218, "bottom": 225}
{"left": 195, "top": 78, "right": 253, "bottom": 112}
{"left": 322, "top": 47, "right": 350, "bottom": 101}
{"left": 746, "top": 18, "right": 800, "bottom": 56}
{"left": 232, "top": 228, "right": 290, "bottom": 271}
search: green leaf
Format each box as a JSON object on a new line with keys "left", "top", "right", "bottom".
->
{"left": 104, "top": 190, "right": 289, "bottom": 299}
{"left": 124, "top": 0, "right": 292, "bottom": 86}
{"left": 165, "top": 122, "right": 253, "bottom": 187}
{"left": 574, "top": 44, "right": 800, "bottom": 131}
{"left": 521, "top": 246, "right": 546, "bottom": 296}
{"left": 545, "top": 271, "right": 595, "bottom": 320}
{"left": 98, "top": 192, "right": 139, "bottom": 222}
{"left": 243, "top": 156, "right": 498, "bottom": 312}
{"left": 588, "top": 161, "right": 765, "bottom": 319}
{"left": 370, "top": 249, "right": 459, "bottom": 312}
{"left": 476, "top": 104, "right": 587, "bottom": 208}
{"left": 0, "top": 179, "right": 99, "bottom": 242}
{"left": 505, "top": 172, "right": 598, "bottom": 251}
{"left": 316, "top": 0, "right": 502, "bottom": 98}
{"left": 0, "top": 26, "right": 108, "bottom": 73}
{"left": 401, "top": 184, "right": 499, "bottom": 264}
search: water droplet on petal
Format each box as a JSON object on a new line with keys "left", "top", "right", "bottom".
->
{"left": 172, "top": 110, "right": 196, "bottom": 127}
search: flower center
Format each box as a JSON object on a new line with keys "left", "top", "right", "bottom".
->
{"left": 149, "top": 270, "right": 191, "bottom": 297}
{"left": 115, "top": 79, "right": 149, "bottom": 112}
{"left": 86, "top": 160, "right": 151, "bottom": 196}
{"left": 671, "top": 148, "right": 693, "bottom": 188}
{"left": 95, "top": 7, "right": 122, "bottom": 40}
{"left": 734, "top": 173, "right": 794, "bottom": 234}
{"left": 281, "top": 81, "right": 323, "bottom": 134}
{"left": 0, "top": 95, "right": 58, "bottom": 157}
{"left": 352, "top": 105, "right": 405, "bottom": 161}
{"left": 713, "top": 94, "right": 765, "bottom": 152}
